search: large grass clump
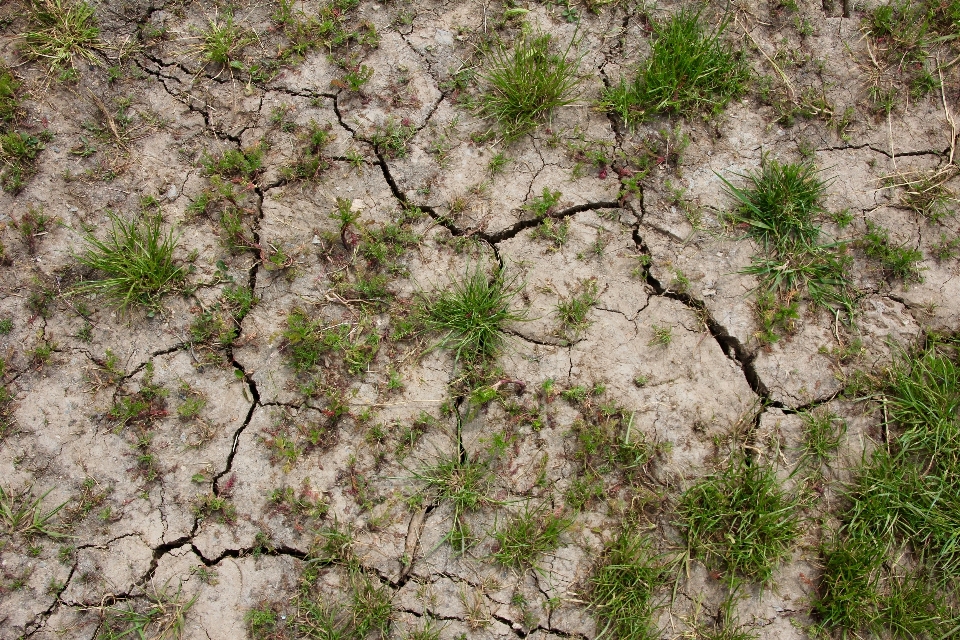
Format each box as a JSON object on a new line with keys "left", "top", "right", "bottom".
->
{"left": 422, "top": 265, "right": 526, "bottom": 364}
{"left": 720, "top": 159, "right": 855, "bottom": 341}
{"left": 590, "top": 526, "right": 670, "bottom": 640}
{"left": 21, "top": 0, "right": 103, "bottom": 71}
{"left": 813, "top": 336, "right": 960, "bottom": 638}
{"left": 602, "top": 9, "right": 748, "bottom": 126}
{"left": 75, "top": 212, "right": 185, "bottom": 314}
{"left": 478, "top": 29, "right": 582, "bottom": 141}
{"left": 676, "top": 455, "right": 800, "bottom": 585}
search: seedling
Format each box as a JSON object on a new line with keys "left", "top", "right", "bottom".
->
{"left": 203, "top": 143, "right": 265, "bottom": 180}
{"left": 523, "top": 187, "right": 562, "bottom": 218}
{"left": 282, "top": 120, "right": 334, "bottom": 180}
{"left": 369, "top": 118, "right": 415, "bottom": 159}
{"left": 602, "top": 9, "right": 748, "bottom": 126}
{"left": 648, "top": 324, "right": 672, "bottom": 347}
{"left": 74, "top": 212, "right": 185, "bottom": 313}
{"left": 478, "top": 29, "right": 583, "bottom": 141}
{"left": 0, "top": 67, "right": 22, "bottom": 123}
{"left": 531, "top": 217, "right": 569, "bottom": 250}
{"left": 488, "top": 151, "right": 509, "bottom": 174}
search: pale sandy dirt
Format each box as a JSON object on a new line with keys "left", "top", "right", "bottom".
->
{"left": 0, "top": 0, "right": 957, "bottom": 638}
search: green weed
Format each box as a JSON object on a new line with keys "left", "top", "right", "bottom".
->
{"left": 192, "top": 493, "right": 236, "bottom": 524}
{"left": 281, "top": 121, "right": 334, "bottom": 180}
{"left": 1, "top": 130, "right": 52, "bottom": 193}
{"left": 524, "top": 187, "right": 562, "bottom": 218}
{"left": 478, "top": 29, "right": 582, "bottom": 141}
{"left": 369, "top": 118, "right": 415, "bottom": 159}
{"left": 74, "top": 212, "right": 184, "bottom": 314}
{"left": 272, "top": 0, "right": 378, "bottom": 63}
{"left": 203, "top": 143, "right": 265, "bottom": 180}
{"left": 897, "top": 168, "right": 957, "bottom": 223}
{"left": 602, "top": 9, "right": 748, "bottom": 126}
{"left": 531, "top": 217, "right": 569, "bottom": 250}
{"left": 648, "top": 324, "right": 672, "bottom": 347}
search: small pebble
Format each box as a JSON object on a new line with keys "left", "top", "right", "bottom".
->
{"left": 166, "top": 184, "right": 179, "bottom": 201}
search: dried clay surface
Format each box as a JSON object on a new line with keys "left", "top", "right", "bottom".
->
{"left": 0, "top": 0, "right": 958, "bottom": 638}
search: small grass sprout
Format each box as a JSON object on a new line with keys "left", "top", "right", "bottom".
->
{"left": 556, "top": 278, "right": 600, "bottom": 341}
{"left": 648, "top": 324, "right": 672, "bottom": 347}
{"left": 800, "top": 409, "right": 846, "bottom": 466}
{"left": 0, "top": 484, "right": 70, "bottom": 539}
{"left": 861, "top": 220, "right": 924, "bottom": 282}
{"left": 97, "top": 581, "right": 197, "bottom": 640}
{"left": 478, "top": 29, "right": 583, "bottom": 141}
{"left": 74, "top": 212, "right": 185, "bottom": 313}
{"left": 602, "top": 9, "right": 748, "bottom": 126}
{"left": 412, "top": 454, "right": 494, "bottom": 554}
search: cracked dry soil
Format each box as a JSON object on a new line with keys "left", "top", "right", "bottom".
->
{"left": 0, "top": 0, "right": 958, "bottom": 638}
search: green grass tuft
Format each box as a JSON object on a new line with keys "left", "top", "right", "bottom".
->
{"left": 720, "top": 159, "right": 855, "bottom": 341}
{"left": 602, "top": 9, "right": 748, "bottom": 126}
{"left": 492, "top": 502, "right": 571, "bottom": 569}
{"left": 677, "top": 456, "right": 800, "bottom": 585}
{"left": 813, "top": 336, "right": 960, "bottom": 637}
{"left": 74, "top": 212, "right": 185, "bottom": 313}
{"left": 590, "top": 526, "right": 669, "bottom": 640}
{"left": 22, "top": 0, "right": 102, "bottom": 72}
{"left": 861, "top": 220, "right": 924, "bottom": 282}
{"left": 412, "top": 454, "right": 494, "bottom": 554}
{"left": 422, "top": 265, "right": 526, "bottom": 364}
{"left": 478, "top": 29, "right": 582, "bottom": 141}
